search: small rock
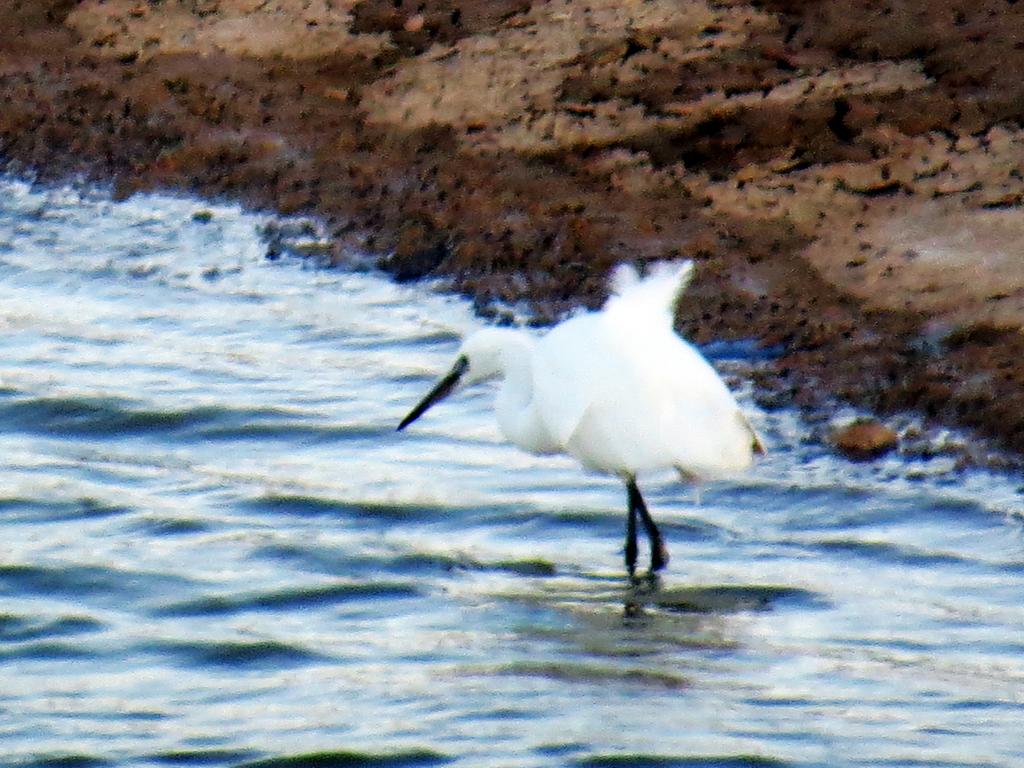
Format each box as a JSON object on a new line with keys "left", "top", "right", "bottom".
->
{"left": 831, "top": 419, "right": 898, "bottom": 461}
{"left": 192, "top": 209, "right": 214, "bottom": 223}
{"left": 954, "top": 135, "right": 980, "bottom": 153}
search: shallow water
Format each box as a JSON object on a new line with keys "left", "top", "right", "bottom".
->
{"left": 1, "top": 177, "right": 1023, "bottom": 768}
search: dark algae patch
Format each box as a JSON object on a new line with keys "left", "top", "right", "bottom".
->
{"left": 651, "top": 585, "right": 824, "bottom": 614}
{"left": 496, "top": 661, "right": 691, "bottom": 690}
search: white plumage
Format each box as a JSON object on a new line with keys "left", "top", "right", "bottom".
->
{"left": 398, "top": 260, "right": 763, "bottom": 577}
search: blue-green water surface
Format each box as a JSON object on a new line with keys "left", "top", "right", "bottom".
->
{"left": 0, "top": 177, "right": 1022, "bottom": 768}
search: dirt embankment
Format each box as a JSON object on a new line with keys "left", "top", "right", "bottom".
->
{"left": 3, "top": 0, "right": 1024, "bottom": 462}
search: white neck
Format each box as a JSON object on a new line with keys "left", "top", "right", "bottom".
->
{"left": 495, "top": 336, "right": 533, "bottom": 406}
{"left": 490, "top": 333, "right": 558, "bottom": 455}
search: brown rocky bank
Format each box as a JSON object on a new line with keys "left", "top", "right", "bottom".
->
{"left": 3, "top": 0, "right": 1024, "bottom": 464}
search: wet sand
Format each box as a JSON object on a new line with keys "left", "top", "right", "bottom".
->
{"left": 3, "top": 0, "right": 1024, "bottom": 461}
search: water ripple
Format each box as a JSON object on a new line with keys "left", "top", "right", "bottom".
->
{"left": 140, "top": 639, "right": 327, "bottom": 669}
{"left": 0, "top": 563, "right": 191, "bottom": 600}
{"left": 0, "top": 641, "right": 98, "bottom": 661}
{"left": 0, "top": 613, "right": 103, "bottom": 642}
{"left": 22, "top": 756, "right": 114, "bottom": 768}
{"left": 254, "top": 543, "right": 558, "bottom": 578}
{"left": 234, "top": 751, "right": 450, "bottom": 768}
{"left": 151, "top": 581, "right": 421, "bottom": 617}
{"left": 0, "top": 496, "right": 130, "bottom": 523}
{"left": 241, "top": 494, "right": 448, "bottom": 522}
{"left": 0, "top": 396, "right": 289, "bottom": 439}
{"left": 149, "top": 749, "right": 259, "bottom": 766}
{"left": 573, "top": 758, "right": 792, "bottom": 768}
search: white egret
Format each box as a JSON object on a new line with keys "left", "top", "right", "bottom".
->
{"left": 397, "top": 260, "right": 764, "bottom": 578}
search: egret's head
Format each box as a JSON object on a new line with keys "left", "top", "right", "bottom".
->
{"left": 396, "top": 328, "right": 520, "bottom": 431}
{"left": 457, "top": 328, "right": 516, "bottom": 385}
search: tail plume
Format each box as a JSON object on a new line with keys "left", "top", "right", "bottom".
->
{"left": 607, "top": 260, "right": 695, "bottom": 322}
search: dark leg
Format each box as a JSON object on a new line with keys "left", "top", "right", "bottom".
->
{"left": 627, "top": 479, "right": 669, "bottom": 573}
{"left": 625, "top": 483, "right": 638, "bottom": 578}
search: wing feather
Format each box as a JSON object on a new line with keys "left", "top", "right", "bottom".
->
{"left": 531, "top": 313, "right": 607, "bottom": 447}
{"left": 530, "top": 259, "right": 758, "bottom": 477}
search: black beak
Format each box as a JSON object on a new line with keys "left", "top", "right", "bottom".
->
{"left": 397, "top": 355, "right": 469, "bottom": 431}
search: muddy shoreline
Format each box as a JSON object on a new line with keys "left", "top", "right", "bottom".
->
{"left": 3, "top": 0, "right": 1024, "bottom": 465}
